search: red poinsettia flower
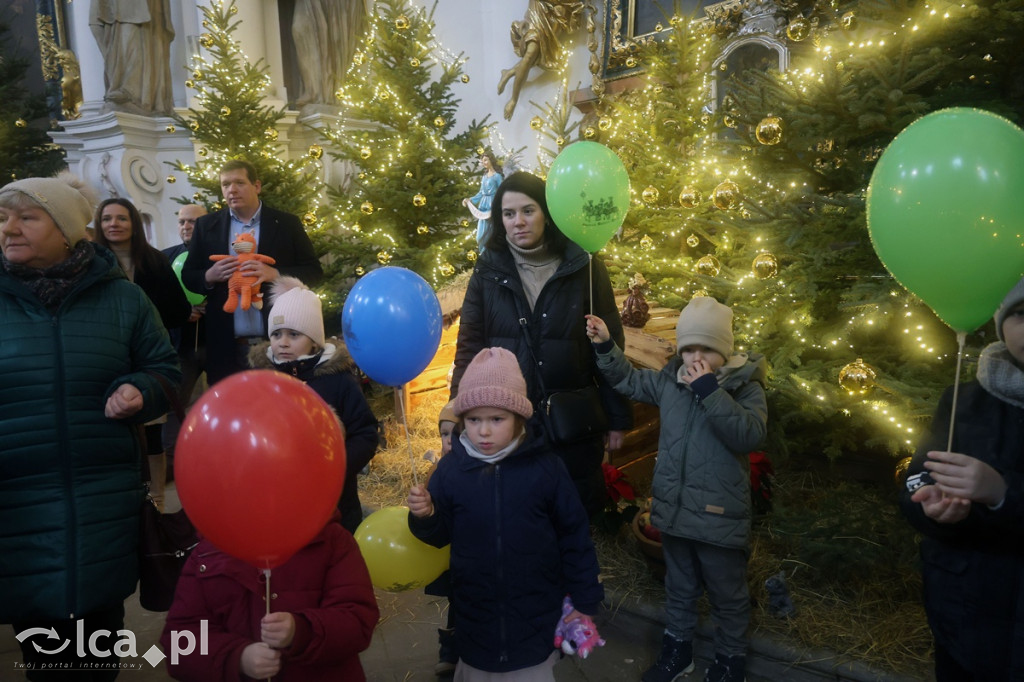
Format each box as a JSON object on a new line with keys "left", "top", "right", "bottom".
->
{"left": 602, "top": 462, "right": 636, "bottom": 503}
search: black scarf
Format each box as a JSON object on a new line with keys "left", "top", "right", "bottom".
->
{"left": 2, "top": 240, "right": 95, "bottom": 311}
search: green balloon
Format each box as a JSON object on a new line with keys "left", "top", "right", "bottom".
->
{"left": 171, "top": 251, "right": 207, "bottom": 306}
{"left": 867, "top": 108, "right": 1024, "bottom": 332}
{"left": 545, "top": 141, "right": 630, "bottom": 253}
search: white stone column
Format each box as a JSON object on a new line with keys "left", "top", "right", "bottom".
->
{"left": 67, "top": 0, "right": 107, "bottom": 117}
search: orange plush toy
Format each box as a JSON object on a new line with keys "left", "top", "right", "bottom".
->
{"left": 209, "top": 233, "right": 276, "bottom": 313}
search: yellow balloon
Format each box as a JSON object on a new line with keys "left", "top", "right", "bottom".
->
{"left": 355, "top": 506, "right": 450, "bottom": 592}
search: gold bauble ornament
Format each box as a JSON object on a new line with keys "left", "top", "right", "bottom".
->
{"left": 199, "top": 33, "right": 214, "bottom": 48}
{"left": 639, "top": 235, "right": 654, "bottom": 250}
{"left": 360, "top": 147, "right": 372, "bottom": 160}
{"left": 188, "top": 120, "right": 200, "bottom": 132}
{"left": 755, "top": 116, "right": 783, "bottom": 145}
{"left": 894, "top": 456, "right": 912, "bottom": 483}
{"left": 530, "top": 116, "right": 543, "bottom": 130}
{"left": 692, "top": 288, "right": 710, "bottom": 298}
{"left": 352, "top": 223, "right": 362, "bottom": 232}
{"left": 467, "top": 250, "right": 478, "bottom": 262}
{"left": 556, "top": 136, "right": 565, "bottom": 147}
{"left": 335, "top": 87, "right": 346, "bottom": 100}
{"left": 377, "top": 251, "right": 392, "bottom": 265}
{"left": 700, "top": 113, "right": 711, "bottom": 125}
{"left": 460, "top": 74, "right": 470, "bottom": 83}
{"left": 201, "top": 20, "right": 209, "bottom": 28}
{"left": 786, "top": 17, "right": 809, "bottom": 41}
{"left": 220, "top": 106, "right": 231, "bottom": 117}
{"left": 476, "top": 146, "right": 485, "bottom": 155}
{"left": 841, "top": 11, "right": 856, "bottom": 30}
{"left": 752, "top": 252, "right": 779, "bottom": 280}
{"left": 642, "top": 186, "right": 660, "bottom": 204}
{"left": 625, "top": 56, "right": 638, "bottom": 68}
{"left": 417, "top": 224, "right": 429, "bottom": 235}
{"left": 412, "top": 193, "right": 427, "bottom": 207}
{"left": 302, "top": 212, "right": 316, "bottom": 226}
{"left": 357, "top": 173, "right": 366, "bottom": 180}
{"left": 434, "top": 116, "right": 446, "bottom": 128}
{"left": 184, "top": 80, "right": 195, "bottom": 89}
{"left": 839, "top": 358, "right": 877, "bottom": 394}
{"left": 440, "top": 262, "right": 456, "bottom": 277}
{"left": 192, "top": 193, "right": 203, "bottom": 202}
{"left": 360, "top": 201, "right": 374, "bottom": 215}
{"left": 723, "top": 114, "right": 737, "bottom": 128}
{"left": 679, "top": 186, "right": 702, "bottom": 209}
{"left": 405, "top": 171, "right": 413, "bottom": 178}
{"left": 711, "top": 179, "right": 741, "bottom": 210}
{"left": 410, "top": 57, "right": 420, "bottom": 67}
{"left": 264, "top": 128, "right": 278, "bottom": 140}
{"left": 719, "top": 62, "right": 728, "bottom": 72}
{"left": 197, "top": 148, "right": 208, "bottom": 157}
{"left": 598, "top": 116, "right": 612, "bottom": 131}
{"left": 379, "top": 90, "right": 390, "bottom": 101}
{"left": 228, "top": 5, "right": 238, "bottom": 14}
{"left": 583, "top": 126, "right": 597, "bottom": 139}
{"left": 355, "top": 266, "right": 365, "bottom": 276}
{"left": 166, "top": 175, "right": 176, "bottom": 184}
{"left": 686, "top": 234, "right": 700, "bottom": 248}
{"left": 395, "top": 14, "right": 410, "bottom": 30}
{"left": 696, "top": 254, "right": 721, "bottom": 277}
{"left": 165, "top": 124, "right": 176, "bottom": 133}
{"left": 308, "top": 144, "right": 323, "bottom": 159}
{"left": 193, "top": 69, "right": 204, "bottom": 80}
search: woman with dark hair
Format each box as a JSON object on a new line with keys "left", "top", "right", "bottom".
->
{"left": 0, "top": 173, "right": 180, "bottom": 679}
{"left": 452, "top": 170, "right": 632, "bottom": 516}
{"left": 95, "top": 197, "right": 190, "bottom": 510}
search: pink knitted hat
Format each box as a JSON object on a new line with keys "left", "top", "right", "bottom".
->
{"left": 453, "top": 348, "right": 534, "bottom": 419}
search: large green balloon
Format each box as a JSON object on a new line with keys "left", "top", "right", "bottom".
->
{"left": 171, "top": 251, "right": 206, "bottom": 305}
{"left": 545, "top": 141, "right": 630, "bottom": 253}
{"left": 867, "top": 108, "right": 1024, "bottom": 332}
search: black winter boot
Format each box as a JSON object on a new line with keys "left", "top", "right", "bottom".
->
{"left": 642, "top": 632, "right": 695, "bottom": 682}
{"left": 704, "top": 653, "right": 746, "bottom": 682}
{"left": 434, "top": 627, "right": 456, "bottom": 677}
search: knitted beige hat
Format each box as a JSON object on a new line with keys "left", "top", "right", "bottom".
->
{"left": 453, "top": 347, "right": 533, "bottom": 419}
{"left": 0, "top": 171, "right": 97, "bottom": 246}
{"left": 675, "top": 296, "right": 734, "bottom": 359}
{"left": 268, "top": 276, "right": 325, "bottom": 347}
{"left": 438, "top": 400, "right": 458, "bottom": 425}
{"left": 995, "top": 276, "right": 1024, "bottom": 341}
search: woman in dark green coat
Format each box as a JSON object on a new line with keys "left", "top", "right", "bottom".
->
{"left": 0, "top": 172, "right": 180, "bottom": 680}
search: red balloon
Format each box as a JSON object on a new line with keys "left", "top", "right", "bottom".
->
{"left": 175, "top": 370, "right": 346, "bottom": 569}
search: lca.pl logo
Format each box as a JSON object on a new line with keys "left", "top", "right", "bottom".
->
{"left": 15, "top": 620, "right": 209, "bottom": 669}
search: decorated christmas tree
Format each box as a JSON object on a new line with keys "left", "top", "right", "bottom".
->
{"left": 579, "top": 0, "right": 1024, "bottom": 463}
{"left": 316, "top": 0, "right": 489, "bottom": 298}
{"left": 0, "top": 22, "right": 65, "bottom": 182}
{"left": 169, "top": 0, "right": 321, "bottom": 220}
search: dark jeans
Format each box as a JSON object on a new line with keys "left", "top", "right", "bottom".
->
{"left": 934, "top": 641, "right": 975, "bottom": 682}
{"left": 13, "top": 603, "right": 126, "bottom": 681}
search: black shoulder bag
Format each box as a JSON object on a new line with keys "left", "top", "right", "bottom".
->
{"left": 515, "top": 303, "right": 609, "bottom": 445}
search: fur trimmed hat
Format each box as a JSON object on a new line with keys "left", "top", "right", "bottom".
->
{"left": 268, "top": 276, "right": 325, "bottom": 347}
{"left": 453, "top": 347, "right": 533, "bottom": 419}
{"left": 0, "top": 171, "right": 97, "bottom": 246}
{"left": 675, "top": 296, "right": 734, "bottom": 359}
{"left": 995, "top": 276, "right": 1024, "bottom": 341}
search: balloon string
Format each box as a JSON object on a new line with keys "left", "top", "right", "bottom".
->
{"left": 587, "top": 253, "right": 594, "bottom": 318}
{"left": 263, "top": 568, "right": 272, "bottom": 682}
{"left": 945, "top": 331, "right": 966, "bottom": 453}
{"left": 398, "top": 385, "right": 418, "bottom": 487}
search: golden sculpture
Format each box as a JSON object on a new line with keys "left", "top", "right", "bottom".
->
{"left": 57, "top": 49, "right": 83, "bottom": 120}
{"left": 498, "top": 0, "right": 584, "bottom": 120}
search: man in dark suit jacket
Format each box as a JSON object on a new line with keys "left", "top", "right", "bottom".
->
{"left": 181, "top": 160, "right": 322, "bottom": 385}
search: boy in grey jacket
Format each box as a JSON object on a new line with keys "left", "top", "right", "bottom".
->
{"left": 587, "top": 297, "right": 767, "bottom": 682}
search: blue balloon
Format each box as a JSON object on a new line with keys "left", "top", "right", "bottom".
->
{"left": 341, "top": 267, "right": 443, "bottom": 386}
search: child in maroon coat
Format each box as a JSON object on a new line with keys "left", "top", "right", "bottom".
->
{"left": 160, "top": 513, "right": 378, "bottom": 681}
